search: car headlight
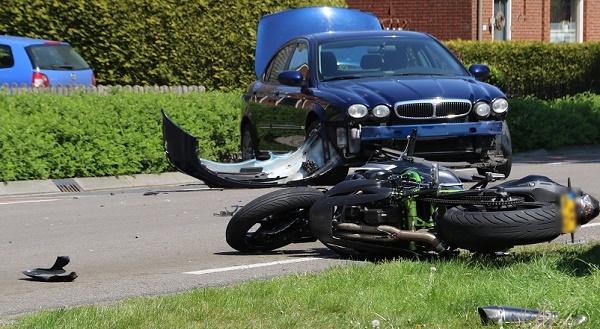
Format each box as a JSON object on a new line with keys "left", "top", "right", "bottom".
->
{"left": 347, "top": 104, "right": 368, "bottom": 119}
{"left": 492, "top": 98, "right": 509, "bottom": 114}
{"left": 372, "top": 105, "right": 390, "bottom": 118}
{"left": 474, "top": 102, "right": 491, "bottom": 118}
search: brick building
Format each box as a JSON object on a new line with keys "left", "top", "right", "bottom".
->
{"left": 346, "top": 0, "right": 600, "bottom": 42}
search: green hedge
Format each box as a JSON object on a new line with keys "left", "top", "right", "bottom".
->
{"left": 0, "top": 91, "right": 241, "bottom": 181}
{"left": 447, "top": 41, "right": 600, "bottom": 98}
{"left": 508, "top": 93, "right": 600, "bottom": 152}
{"left": 1, "top": 91, "right": 599, "bottom": 181}
{"left": 0, "top": 0, "right": 345, "bottom": 90}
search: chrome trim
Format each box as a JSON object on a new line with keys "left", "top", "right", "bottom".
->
{"left": 394, "top": 98, "right": 472, "bottom": 120}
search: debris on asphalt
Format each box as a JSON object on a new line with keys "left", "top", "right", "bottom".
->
{"left": 213, "top": 205, "right": 242, "bottom": 217}
{"left": 22, "top": 256, "right": 77, "bottom": 282}
{"left": 143, "top": 187, "right": 223, "bottom": 196}
{"left": 478, "top": 306, "right": 557, "bottom": 325}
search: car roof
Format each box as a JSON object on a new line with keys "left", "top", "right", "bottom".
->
{"left": 0, "top": 35, "right": 69, "bottom": 46}
{"left": 304, "top": 30, "right": 432, "bottom": 43}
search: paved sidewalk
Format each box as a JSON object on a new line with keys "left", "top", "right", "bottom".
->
{"left": 0, "top": 172, "right": 201, "bottom": 196}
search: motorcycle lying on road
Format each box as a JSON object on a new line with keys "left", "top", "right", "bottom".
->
{"left": 226, "top": 136, "right": 599, "bottom": 258}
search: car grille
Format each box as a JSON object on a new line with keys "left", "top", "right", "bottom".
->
{"left": 394, "top": 99, "right": 472, "bottom": 119}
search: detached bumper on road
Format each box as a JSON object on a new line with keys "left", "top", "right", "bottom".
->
{"left": 360, "top": 121, "right": 503, "bottom": 141}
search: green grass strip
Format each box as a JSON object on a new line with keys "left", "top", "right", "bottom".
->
{"left": 5, "top": 243, "right": 600, "bottom": 328}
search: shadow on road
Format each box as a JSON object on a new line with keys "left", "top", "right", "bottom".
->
{"left": 214, "top": 247, "right": 338, "bottom": 258}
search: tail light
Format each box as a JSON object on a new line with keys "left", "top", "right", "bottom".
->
{"left": 91, "top": 73, "right": 96, "bottom": 86}
{"left": 32, "top": 71, "right": 50, "bottom": 87}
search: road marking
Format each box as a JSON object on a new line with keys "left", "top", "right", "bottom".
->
{"left": 0, "top": 199, "right": 60, "bottom": 205}
{"left": 183, "top": 257, "right": 322, "bottom": 275}
{"left": 582, "top": 222, "right": 600, "bottom": 228}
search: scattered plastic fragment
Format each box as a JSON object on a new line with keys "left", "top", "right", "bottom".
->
{"left": 22, "top": 256, "right": 77, "bottom": 282}
{"left": 213, "top": 205, "right": 243, "bottom": 217}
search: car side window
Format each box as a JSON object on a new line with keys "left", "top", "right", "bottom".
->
{"left": 264, "top": 44, "right": 295, "bottom": 84}
{"left": 0, "top": 45, "right": 14, "bottom": 68}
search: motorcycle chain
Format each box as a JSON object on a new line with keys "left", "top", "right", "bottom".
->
{"left": 420, "top": 195, "right": 525, "bottom": 207}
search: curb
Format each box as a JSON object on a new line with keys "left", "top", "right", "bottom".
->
{"left": 0, "top": 172, "right": 202, "bottom": 196}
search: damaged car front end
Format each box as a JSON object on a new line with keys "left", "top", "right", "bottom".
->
{"left": 163, "top": 7, "right": 511, "bottom": 188}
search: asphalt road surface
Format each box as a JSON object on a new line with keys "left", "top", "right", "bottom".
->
{"left": 1, "top": 149, "right": 599, "bottom": 319}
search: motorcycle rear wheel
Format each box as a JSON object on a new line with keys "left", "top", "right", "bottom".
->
{"left": 226, "top": 187, "right": 323, "bottom": 252}
{"left": 438, "top": 203, "right": 561, "bottom": 252}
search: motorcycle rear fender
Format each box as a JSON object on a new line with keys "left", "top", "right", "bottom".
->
{"left": 495, "top": 175, "right": 567, "bottom": 203}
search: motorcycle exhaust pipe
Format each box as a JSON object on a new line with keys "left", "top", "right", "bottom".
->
{"left": 377, "top": 225, "right": 446, "bottom": 253}
{"left": 478, "top": 306, "right": 557, "bottom": 325}
{"left": 334, "top": 223, "right": 445, "bottom": 253}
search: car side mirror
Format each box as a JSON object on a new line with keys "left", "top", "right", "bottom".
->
{"left": 277, "top": 70, "right": 304, "bottom": 86}
{"left": 469, "top": 64, "right": 490, "bottom": 81}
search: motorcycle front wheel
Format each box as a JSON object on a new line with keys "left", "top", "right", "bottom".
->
{"left": 438, "top": 203, "right": 561, "bottom": 253}
{"left": 225, "top": 187, "right": 323, "bottom": 252}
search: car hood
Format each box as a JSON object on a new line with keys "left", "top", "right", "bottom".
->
{"left": 317, "top": 76, "right": 505, "bottom": 107}
{"left": 255, "top": 7, "right": 381, "bottom": 79}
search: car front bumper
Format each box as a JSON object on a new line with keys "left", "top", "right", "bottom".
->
{"left": 359, "top": 121, "right": 503, "bottom": 141}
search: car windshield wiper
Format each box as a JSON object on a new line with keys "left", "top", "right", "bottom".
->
{"left": 393, "top": 73, "right": 448, "bottom": 76}
{"left": 322, "top": 75, "right": 364, "bottom": 81}
{"left": 51, "top": 64, "right": 75, "bottom": 70}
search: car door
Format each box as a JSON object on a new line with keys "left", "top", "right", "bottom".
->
{"left": 250, "top": 43, "right": 297, "bottom": 152}
{"left": 269, "top": 40, "right": 310, "bottom": 151}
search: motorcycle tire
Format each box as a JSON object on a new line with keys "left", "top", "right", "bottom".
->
{"left": 438, "top": 203, "right": 562, "bottom": 253}
{"left": 226, "top": 187, "right": 323, "bottom": 253}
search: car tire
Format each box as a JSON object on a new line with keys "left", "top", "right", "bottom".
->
{"left": 241, "top": 123, "right": 258, "bottom": 160}
{"left": 225, "top": 187, "right": 323, "bottom": 253}
{"left": 478, "top": 122, "right": 512, "bottom": 178}
{"left": 438, "top": 203, "right": 562, "bottom": 253}
{"left": 305, "top": 120, "right": 349, "bottom": 185}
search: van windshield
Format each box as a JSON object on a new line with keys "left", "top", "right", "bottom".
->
{"left": 26, "top": 44, "right": 90, "bottom": 71}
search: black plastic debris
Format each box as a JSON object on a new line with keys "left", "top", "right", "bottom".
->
{"left": 213, "top": 205, "right": 242, "bottom": 217}
{"left": 22, "top": 256, "right": 77, "bottom": 282}
{"left": 478, "top": 306, "right": 557, "bottom": 325}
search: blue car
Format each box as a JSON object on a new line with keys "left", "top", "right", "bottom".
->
{"left": 161, "top": 7, "right": 512, "bottom": 188}
{"left": 0, "top": 35, "right": 95, "bottom": 87}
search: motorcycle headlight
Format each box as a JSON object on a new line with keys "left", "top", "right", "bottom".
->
{"left": 347, "top": 104, "right": 368, "bottom": 119}
{"left": 474, "top": 102, "right": 491, "bottom": 118}
{"left": 372, "top": 105, "right": 390, "bottom": 118}
{"left": 492, "top": 98, "right": 509, "bottom": 114}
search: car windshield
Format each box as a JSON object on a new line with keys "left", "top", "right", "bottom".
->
{"left": 318, "top": 37, "right": 467, "bottom": 81}
{"left": 26, "top": 44, "right": 90, "bottom": 71}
